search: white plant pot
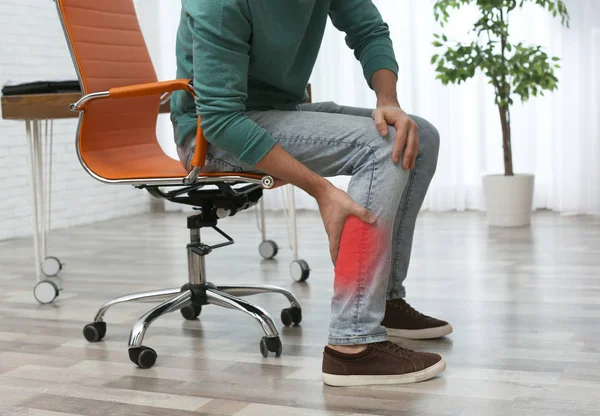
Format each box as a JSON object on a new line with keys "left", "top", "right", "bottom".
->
{"left": 482, "top": 174, "right": 535, "bottom": 227}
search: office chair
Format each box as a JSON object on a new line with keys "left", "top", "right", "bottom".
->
{"left": 55, "top": 0, "right": 302, "bottom": 369}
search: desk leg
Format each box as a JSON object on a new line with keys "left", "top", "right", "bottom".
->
{"left": 25, "top": 120, "right": 42, "bottom": 281}
{"left": 25, "top": 119, "right": 61, "bottom": 304}
{"left": 34, "top": 121, "right": 46, "bottom": 263}
{"left": 45, "top": 120, "right": 54, "bottom": 256}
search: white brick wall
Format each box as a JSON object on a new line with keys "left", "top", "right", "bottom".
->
{"left": 0, "top": 0, "right": 150, "bottom": 241}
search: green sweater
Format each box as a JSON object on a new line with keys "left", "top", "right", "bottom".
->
{"left": 171, "top": 0, "right": 398, "bottom": 167}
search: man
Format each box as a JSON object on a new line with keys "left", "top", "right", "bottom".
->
{"left": 171, "top": 0, "right": 452, "bottom": 387}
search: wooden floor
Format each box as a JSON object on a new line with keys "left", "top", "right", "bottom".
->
{"left": 0, "top": 210, "right": 599, "bottom": 416}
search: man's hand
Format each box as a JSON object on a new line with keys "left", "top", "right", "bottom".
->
{"left": 315, "top": 183, "right": 377, "bottom": 265}
{"left": 373, "top": 106, "right": 419, "bottom": 170}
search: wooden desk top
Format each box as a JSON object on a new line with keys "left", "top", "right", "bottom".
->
{"left": 1, "top": 92, "right": 170, "bottom": 121}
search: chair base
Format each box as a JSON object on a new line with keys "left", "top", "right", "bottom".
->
{"left": 83, "top": 282, "right": 300, "bottom": 368}
{"left": 82, "top": 190, "right": 303, "bottom": 369}
{"left": 83, "top": 283, "right": 302, "bottom": 368}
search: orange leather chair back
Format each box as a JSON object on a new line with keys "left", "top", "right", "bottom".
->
{"left": 57, "top": 0, "right": 186, "bottom": 180}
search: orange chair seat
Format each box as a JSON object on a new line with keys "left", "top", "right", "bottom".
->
{"left": 83, "top": 142, "right": 187, "bottom": 180}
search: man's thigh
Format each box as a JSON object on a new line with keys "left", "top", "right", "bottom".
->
{"left": 204, "top": 108, "right": 389, "bottom": 178}
{"left": 296, "top": 101, "right": 374, "bottom": 119}
{"left": 296, "top": 101, "right": 440, "bottom": 170}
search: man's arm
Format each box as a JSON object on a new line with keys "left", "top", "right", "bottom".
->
{"left": 255, "top": 145, "right": 376, "bottom": 264}
{"left": 329, "top": 1, "right": 418, "bottom": 170}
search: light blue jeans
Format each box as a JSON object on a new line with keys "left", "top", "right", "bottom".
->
{"left": 177, "top": 102, "right": 440, "bottom": 345}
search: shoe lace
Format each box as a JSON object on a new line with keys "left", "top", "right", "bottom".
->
{"left": 390, "top": 299, "right": 426, "bottom": 318}
{"left": 380, "top": 341, "right": 413, "bottom": 357}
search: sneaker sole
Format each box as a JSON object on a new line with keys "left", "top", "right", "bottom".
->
{"left": 322, "top": 358, "right": 446, "bottom": 387}
{"left": 387, "top": 324, "right": 453, "bottom": 340}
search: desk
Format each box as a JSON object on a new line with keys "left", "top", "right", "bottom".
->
{"left": 1, "top": 93, "right": 170, "bottom": 303}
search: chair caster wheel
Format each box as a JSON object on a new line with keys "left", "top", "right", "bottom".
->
{"left": 259, "top": 240, "right": 278, "bottom": 259}
{"left": 281, "top": 307, "right": 302, "bottom": 327}
{"left": 260, "top": 336, "right": 282, "bottom": 357}
{"left": 129, "top": 346, "right": 157, "bottom": 369}
{"left": 83, "top": 322, "right": 106, "bottom": 342}
{"left": 180, "top": 304, "right": 202, "bottom": 320}
{"left": 42, "top": 256, "right": 63, "bottom": 277}
{"left": 33, "top": 280, "right": 59, "bottom": 304}
{"left": 290, "top": 260, "right": 310, "bottom": 282}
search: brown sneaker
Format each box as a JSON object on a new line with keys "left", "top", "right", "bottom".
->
{"left": 322, "top": 341, "right": 445, "bottom": 387}
{"left": 382, "top": 299, "right": 453, "bottom": 340}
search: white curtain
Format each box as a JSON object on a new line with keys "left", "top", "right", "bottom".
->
{"left": 140, "top": 0, "right": 600, "bottom": 214}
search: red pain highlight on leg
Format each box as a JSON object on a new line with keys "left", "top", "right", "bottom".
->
{"left": 334, "top": 215, "right": 386, "bottom": 291}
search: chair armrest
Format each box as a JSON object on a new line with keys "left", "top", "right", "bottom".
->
{"left": 70, "top": 79, "right": 193, "bottom": 111}
{"left": 109, "top": 79, "right": 194, "bottom": 99}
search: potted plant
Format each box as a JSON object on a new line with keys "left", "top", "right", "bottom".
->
{"left": 431, "top": 0, "right": 570, "bottom": 227}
